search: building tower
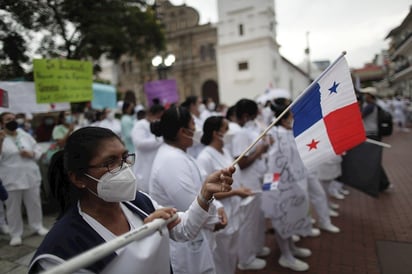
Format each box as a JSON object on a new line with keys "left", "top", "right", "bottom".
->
{"left": 217, "top": 0, "right": 281, "bottom": 105}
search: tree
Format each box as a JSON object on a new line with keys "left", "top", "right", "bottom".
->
{"left": 0, "top": 0, "right": 165, "bottom": 79}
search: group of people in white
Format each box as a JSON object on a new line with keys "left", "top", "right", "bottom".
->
{"left": 377, "top": 95, "right": 411, "bottom": 132}
{"left": 87, "top": 95, "right": 349, "bottom": 272}
{"left": 0, "top": 94, "right": 362, "bottom": 273}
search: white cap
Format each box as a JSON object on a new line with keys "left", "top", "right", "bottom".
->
{"left": 360, "top": 87, "right": 377, "bottom": 95}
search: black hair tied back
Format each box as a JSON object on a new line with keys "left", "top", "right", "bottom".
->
{"left": 150, "top": 120, "right": 163, "bottom": 137}
{"left": 48, "top": 150, "right": 73, "bottom": 218}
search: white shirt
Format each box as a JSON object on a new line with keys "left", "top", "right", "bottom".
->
{"left": 0, "top": 129, "right": 41, "bottom": 191}
{"left": 187, "top": 114, "right": 206, "bottom": 158}
{"left": 149, "top": 143, "right": 218, "bottom": 274}
{"left": 197, "top": 146, "right": 242, "bottom": 235}
{"left": 36, "top": 195, "right": 210, "bottom": 274}
{"left": 149, "top": 144, "right": 203, "bottom": 210}
{"left": 99, "top": 118, "right": 121, "bottom": 136}
{"left": 231, "top": 121, "right": 267, "bottom": 191}
{"left": 131, "top": 119, "right": 163, "bottom": 193}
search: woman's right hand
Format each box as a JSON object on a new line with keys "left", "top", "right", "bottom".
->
{"left": 201, "top": 166, "right": 235, "bottom": 198}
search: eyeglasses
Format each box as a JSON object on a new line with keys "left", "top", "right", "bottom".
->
{"left": 87, "top": 153, "right": 136, "bottom": 174}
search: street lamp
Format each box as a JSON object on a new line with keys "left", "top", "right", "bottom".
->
{"left": 151, "top": 53, "right": 176, "bottom": 80}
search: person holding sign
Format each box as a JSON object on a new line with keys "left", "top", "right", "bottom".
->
{"left": 197, "top": 116, "right": 253, "bottom": 274}
{"left": 0, "top": 112, "right": 49, "bottom": 246}
{"left": 265, "top": 104, "right": 313, "bottom": 272}
{"left": 29, "top": 126, "right": 235, "bottom": 273}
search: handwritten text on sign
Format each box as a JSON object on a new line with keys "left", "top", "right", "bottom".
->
{"left": 33, "top": 59, "right": 93, "bottom": 103}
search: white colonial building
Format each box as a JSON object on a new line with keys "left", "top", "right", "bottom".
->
{"left": 217, "top": 0, "right": 311, "bottom": 105}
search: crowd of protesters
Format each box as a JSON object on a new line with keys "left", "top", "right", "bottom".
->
{"left": 0, "top": 90, "right": 410, "bottom": 273}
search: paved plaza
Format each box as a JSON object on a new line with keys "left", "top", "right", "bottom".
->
{"left": 0, "top": 128, "right": 411, "bottom": 274}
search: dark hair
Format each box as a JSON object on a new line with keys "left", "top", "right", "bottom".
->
{"left": 137, "top": 110, "right": 146, "bottom": 120}
{"left": 152, "top": 98, "right": 160, "bottom": 105}
{"left": 150, "top": 106, "right": 191, "bottom": 141}
{"left": 122, "top": 102, "right": 133, "bottom": 115}
{"left": 225, "top": 105, "right": 236, "bottom": 121}
{"left": 149, "top": 104, "right": 165, "bottom": 115}
{"left": 57, "top": 111, "right": 65, "bottom": 125}
{"left": 272, "top": 104, "right": 291, "bottom": 126}
{"left": 0, "top": 112, "right": 12, "bottom": 124}
{"left": 48, "top": 127, "right": 122, "bottom": 218}
{"left": 181, "top": 95, "right": 198, "bottom": 108}
{"left": 201, "top": 116, "right": 224, "bottom": 145}
{"left": 235, "top": 99, "right": 258, "bottom": 119}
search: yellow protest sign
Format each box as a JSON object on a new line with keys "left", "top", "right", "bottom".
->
{"left": 33, "top": 59, "right": 93, "bottom": 103}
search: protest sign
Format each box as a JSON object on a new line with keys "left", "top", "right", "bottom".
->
{"left": 33, "top": 59, "right": 93, "bottom": 103}
{"left": 144, "top": 79, "right": 179, "bottom": 107}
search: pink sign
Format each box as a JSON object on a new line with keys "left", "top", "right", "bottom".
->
{"left": 144, "top": 79, "right": 179, "bottom": 107}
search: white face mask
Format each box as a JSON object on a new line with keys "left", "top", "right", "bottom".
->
{"left": 198, "top": 104, "right": 206, "bottom": 113}
{"left": 207, "top": 102, "right": 216, "bottom": 111}
{"left": 183, "top": 128, "right": 201, "bottom": 144}
{"left": 85, "top": 166, "right": 137, "bottom": 202}
{"left": 16, "top": 118, "right": 25, "bottom": 125}
{"left": 107, "top": 111, "right": 115, "bottom": 121}
{"left": 223, "top": 132, "right": 234, "bottom": 144}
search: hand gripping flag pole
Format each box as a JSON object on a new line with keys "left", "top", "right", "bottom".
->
{"left": 232, "top": 51, "right": 349, "bottom": 167}
{"left": 42, "top": 214, "right": 178, "bottom": 274}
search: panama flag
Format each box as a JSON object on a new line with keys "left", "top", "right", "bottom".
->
{"left": 291, "top": 55, "right": 366, "bottom": 171}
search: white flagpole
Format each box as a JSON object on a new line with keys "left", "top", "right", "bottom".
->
{"left": 42, "top": 214, "right": 178, "bottom": 274}
{"left": 366, "top": 138, "right": 392, "bottom": 148}
{"left": 232, "top": 51, "right": 348, "bottom": 166}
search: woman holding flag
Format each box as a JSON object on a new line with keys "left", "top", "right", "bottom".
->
{"left": 29, "top": 126, "right": 235, "bottom": 273}
{"left": 197, "top": 116, "right": 253, "bottom": 274}
{"left": 265, "top": 104, "right": 313, "bottom": 272}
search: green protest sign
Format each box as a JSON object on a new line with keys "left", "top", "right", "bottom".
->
{"left": 33, "top": 59, "right": 93, "bottom": 103}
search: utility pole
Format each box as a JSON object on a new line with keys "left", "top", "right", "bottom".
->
{"left": 305, "top": 31, "right": 311, "bottom": 78}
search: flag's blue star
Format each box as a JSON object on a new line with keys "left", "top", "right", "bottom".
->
{"left": 329, "top": 81, "right": 340, "bottom": 94}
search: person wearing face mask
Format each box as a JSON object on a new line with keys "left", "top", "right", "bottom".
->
{"left": 149, "top": 106, "right": 229, "bottom": 274}
{"left": 229, "top": 99, "right": 272, "bottom": 271}
{"left": 181, "top": 96, "right": 206, "bottom": 158}
{"left": 131, "top": 103, "right": 165, "bottom": 193}
{"left": 200, "top": 97, "right": 218, "bottom": 122}
{"left": 197, "top": 116, "right": 253, "bottom": 274}
{"left": 0, "top": 112, "right": 49, "bottom": 246}
{"left": 99, "top": 108, "right": 122, "bottom": 136}
{"left": 52, "top": 111, "right": 75, "bottom": 148}
{"left": 35, "top": 116, "right": 55, "bottom": 142}
{"left": 29, "top": 126, "right": 234, "bottom": 273}
{"left": 120, "top": 102, "right": 136, "bottom": 153}
{"left": 265, "top": 105, "right": 313, "bottom": 271}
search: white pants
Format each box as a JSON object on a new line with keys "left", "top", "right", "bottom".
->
{"left": 4, "top": 186, "right": 44, "bottom": 238}
{"left": 214, "top": 230, "right": 239, "bottom": 274}
{"left": 307, "top": 175, "right": 331, "bottom": 227}
{"left": 238, "top": 194, "right": 265, "bottom": 265}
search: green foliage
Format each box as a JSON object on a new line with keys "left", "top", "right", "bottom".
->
{"left": 0, "top": 0, "right": 165, "bottom": 79}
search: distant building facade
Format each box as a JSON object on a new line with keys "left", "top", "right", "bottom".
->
{"left": 385, "top": 6, "right": 412, "bottom": 98}
{"left": 217, "top": 0, "right": 310, "bottom": 105}
{"left": 114, "top": 0, "right": 219, "bottom": 106}
{"left": 109, "top": 0, "right": 312, "bottom": 107}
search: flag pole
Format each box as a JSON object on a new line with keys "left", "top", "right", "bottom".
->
{"left": 366, "top": 138, "right": 392, "bottom": 148}
{"left": 232, "top": 51, "right": 348, "bottom": 167}
{"left": 42, "top": 214, "right": 178, "bottom": 274}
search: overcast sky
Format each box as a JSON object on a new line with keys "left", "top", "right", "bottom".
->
{"left": 169, "top": 0, "right": 410, "bottom": 69}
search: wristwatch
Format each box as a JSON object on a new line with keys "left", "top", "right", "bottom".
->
{"left": 198, "top": 193, "right": 215, "bottom": 206}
